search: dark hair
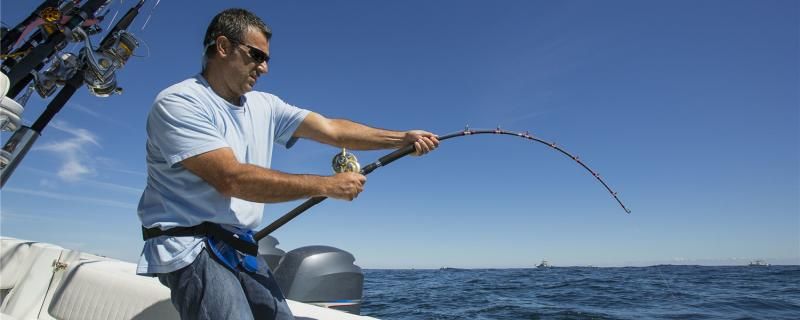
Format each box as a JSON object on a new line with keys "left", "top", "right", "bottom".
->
{"left": 203, "top": 8, "right": 271, "bottom": 58}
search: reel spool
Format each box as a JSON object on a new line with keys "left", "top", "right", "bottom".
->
{"left": 331, "top": 148, "right": 360, "bottom": 173}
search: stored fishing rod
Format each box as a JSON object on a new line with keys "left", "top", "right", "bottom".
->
{"left": 254, "top": 127, "right": 631, "bottom": 241}
{"left": 2, "top": 0, "right": 108, "bottom": 95}
{"left": 0, "top": 0, "right": 146, "bottom": 188}
{"left": 0, "top": 0, "right": 60, "bottom": 55}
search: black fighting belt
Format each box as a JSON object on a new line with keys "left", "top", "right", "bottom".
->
{"left": 141, "top": 222, "right": 258, "bottom": 256}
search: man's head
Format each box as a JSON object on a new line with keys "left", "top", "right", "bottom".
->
{"left": 202, "top": 9, "right": 271, "bottom": 103}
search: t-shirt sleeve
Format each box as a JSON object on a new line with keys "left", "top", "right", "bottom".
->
{"left": 147, "top": 93, "right": 229, "bottom": 167}
{"left": 270, "top": 95, "right": 311, "bottom": 148}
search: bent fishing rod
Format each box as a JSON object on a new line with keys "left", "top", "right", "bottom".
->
{"left": 254, "top": 127, "right": 631, "bottom": 241}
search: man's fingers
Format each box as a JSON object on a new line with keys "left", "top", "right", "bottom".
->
{"left": 414, "top": 136, "right": 437, "bottom": 155}
{"left": 423, "top": 136, "right": 437, "bottom": 149}
{"left": 430, "top": 135, "right": 440, "bottom": 147}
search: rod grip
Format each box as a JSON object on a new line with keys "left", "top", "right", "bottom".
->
{"left": 254, "top": 143, "right": 417, "bottom": 239}
{"left": 362, "top": 144, "right": 415, "bottom": 174}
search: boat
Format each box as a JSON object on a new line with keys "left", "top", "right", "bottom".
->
{"left": 439, "top": 267, "right": 465, "bottom": 271}
{"left": 748, "top": 260, "right": 769, "bottom": 267}
{"left": 536, "top": 259, "right": 551, "bottom": 268}
{"left": 0, "top": 236, "right": 377, "bottom": 320}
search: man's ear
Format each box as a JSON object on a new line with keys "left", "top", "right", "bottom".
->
{"left": 216, "top": 35, "right": 233, "bottom": 57}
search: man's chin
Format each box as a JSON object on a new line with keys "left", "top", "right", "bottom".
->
{"left": 242, "top": 83, "right": 254, "bottom": 93}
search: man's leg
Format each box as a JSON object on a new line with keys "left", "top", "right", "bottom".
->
{"left": 158, "top": 250, "right": 254, "bottom": 320}
{"left": 238, "top": 259, "right": 294, "bottom": 320}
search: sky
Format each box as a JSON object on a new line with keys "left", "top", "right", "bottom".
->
{"left": 0, "top": 0, "right": 797, "bottom": 269}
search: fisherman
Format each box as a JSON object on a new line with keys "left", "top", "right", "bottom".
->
{"left": 136, "top": 8, "right": 439, "bottom": 320}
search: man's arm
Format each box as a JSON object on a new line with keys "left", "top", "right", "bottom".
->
{"left": 180, "top": 147, "right": 366, "bottom": 203}
{"left": 293, "top": 112, "right": 439, "bottom": 155}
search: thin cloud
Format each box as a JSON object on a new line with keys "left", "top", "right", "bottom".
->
{"left": 104, "top": 167, "right": 147, "bottom": 177}
{"left": 3, "top": 187, "right": 136, "bottom": 209}
{"left": 94, "top": 157, "right": 147, "bottom": 177}
{"left": 0, "top": 210, "right": 73, "bottom": 224}
{"left": 67, "top": 102, "right": 130, "bottom": 128}
{"left": 23, "top": 165, "right": 145, "bottom": 193}
{"left": 34, "top": 120, "right": 100, "bottom": 181}
{"left": 85, "top": 179, "right": 143, "bottom": 195}
{"left": 39, "top": 178, "right": 58, "bottom": 188}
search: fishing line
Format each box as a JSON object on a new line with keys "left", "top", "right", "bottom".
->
{"left": 105, "top": 8, "right": 121, "bottom": 31}
{"left": 255, "top": 127, "right": 631, "bottom": 240}
{"left": 140, "top": 0, "right": 160, "bottom": 31}
{"left": 131, "top": 37, "right": 151, "bottom": 58}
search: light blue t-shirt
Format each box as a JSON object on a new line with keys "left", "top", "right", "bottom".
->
{"left": 136, "top": 75, "right": 310, "bottom": 275}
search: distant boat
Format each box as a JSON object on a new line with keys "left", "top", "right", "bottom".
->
{"left": 439, "top": 267, "right": 464, "bottom": 271}
{"left": 536, "top": 260, "right": 551, "bottom": 268}
{"left": 748, "top": 260, "right": 770, "bottom": 267}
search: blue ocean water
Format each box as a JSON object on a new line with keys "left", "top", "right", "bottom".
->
{"left": 361, "top": 266, "right": 800, "bottom": 319}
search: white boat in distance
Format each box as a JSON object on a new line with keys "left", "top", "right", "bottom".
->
{"left": 537, "top": 260, "right": 551, "bottom": 268}
{"left": 748, "top": 260, "right": 770, "bottom": 267}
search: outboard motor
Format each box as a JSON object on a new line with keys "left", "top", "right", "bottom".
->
{"left": 273, "top": 245, "right": 364, "bottom": 314}
{"left": 257, "top": 235, "right": 285, "bottom": 271}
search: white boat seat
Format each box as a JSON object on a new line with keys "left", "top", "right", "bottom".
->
{"left": 45, "top": 260, "right": 179, "bottom": 320}
{"left": 0, "top": 239, "right": 33, "bottom": 293}
{"left": 0, "top": 241, "right": 66, "bottom": 319}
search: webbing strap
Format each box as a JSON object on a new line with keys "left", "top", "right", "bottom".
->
{"left": 141, "top": 222, "right": 258, "bottom": 256}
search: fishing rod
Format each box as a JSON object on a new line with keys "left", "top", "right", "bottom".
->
{"left": 254, "top": 127, "right": 631, "bottom": 241}
{"left": 0, "top": 0, "right": 147, "bottom": 188}
{"left": 1, "top": 0, "right": 109, "bottom": 97}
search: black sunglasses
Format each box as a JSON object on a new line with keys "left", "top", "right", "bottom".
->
{"left": 233, "top": 41, "right": 270, "bottom": 65}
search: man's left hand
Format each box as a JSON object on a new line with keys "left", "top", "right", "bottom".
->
{"left": 404, "top": 130, "right": 439, "bottom": 156}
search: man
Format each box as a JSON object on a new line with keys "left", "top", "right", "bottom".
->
{"left": 136, "top": 8, "right": 439, "bottom": 320}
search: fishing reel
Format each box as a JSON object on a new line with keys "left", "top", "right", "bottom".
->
{"left": 332, "top": 148, "right": 360, "bottom": 173}
{"left": 79, "top": 28, "right": 140, "bottom": 97}
{"left": 33, "top": 52, "right": 80, "bottom": 98}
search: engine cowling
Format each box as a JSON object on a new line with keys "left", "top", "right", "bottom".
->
{"left": 273, "top": 245, "right": 363, "bottom": 314}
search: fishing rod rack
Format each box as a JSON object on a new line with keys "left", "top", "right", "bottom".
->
{"left": 0, "top": 0, "right": 146, "bottom": 188}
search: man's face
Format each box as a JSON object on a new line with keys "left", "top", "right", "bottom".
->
{"left": 220, "top": 27, "right": 270, "bottom": 98}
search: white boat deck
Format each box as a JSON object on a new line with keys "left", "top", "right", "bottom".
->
{"left": 0, "top": 237, "right": 377, "bottom": 320}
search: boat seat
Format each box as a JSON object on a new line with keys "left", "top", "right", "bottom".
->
{"left": 0, "top": 241, "right": 68, "bottom": 319}
{"left": 44, "top": 260, "right": 179, "bottom": 320}
{"left": 0, "top": 238, "right": 35, "bottom": 302}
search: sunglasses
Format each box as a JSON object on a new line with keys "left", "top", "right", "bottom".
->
{"left": 233, "top": 41, "right": 270, "bottom": 65}
{"left": 204, "top": 39, "right": 270, "bottom": 65}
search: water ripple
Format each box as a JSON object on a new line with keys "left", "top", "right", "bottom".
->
{"left": 362, "top": 266, "right": 800, "bottom": 319}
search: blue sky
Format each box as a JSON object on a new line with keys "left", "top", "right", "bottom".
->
{"left": 1, "top": 0, "right": 797, "bottom": 268}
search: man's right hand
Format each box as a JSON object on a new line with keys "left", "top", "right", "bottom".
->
{"left": 325, "top": 172, "right": 366, "bottom": 201}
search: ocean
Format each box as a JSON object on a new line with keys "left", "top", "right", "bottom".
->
{"left": 360, "top": 266, "right": 800, "bottom": 319}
